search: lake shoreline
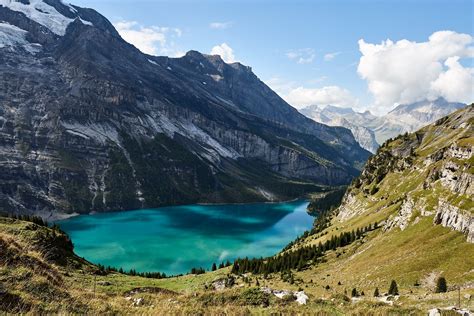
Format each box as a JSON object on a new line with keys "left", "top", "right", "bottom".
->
{"left": 53, "top": 197, "right": 312, "bottom": 222}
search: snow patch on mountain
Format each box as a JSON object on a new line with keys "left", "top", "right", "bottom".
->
{"left": 0, "top": 0, "right": 92, "bottom": 35}
{"left": 0, "top": 22, "right": 41, "bottom": 53}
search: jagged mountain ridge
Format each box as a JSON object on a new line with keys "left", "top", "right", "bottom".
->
{"left": 0, "top": 0, "right": 369, "bottom": 218}
{"left": 300, "top": 99, "right": 466, "bottom": 150}
{"left": 300, "top": 105, "right": 379, "bottom": 153}
{"left": 369, "top": 98, "right": 467, "bottom": 144}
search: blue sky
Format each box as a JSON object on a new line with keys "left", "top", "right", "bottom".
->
{"left": 73, "top": 0, "right": 473, "bottom": 114}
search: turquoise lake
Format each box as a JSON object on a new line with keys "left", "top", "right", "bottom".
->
{"left": 57, "top": 200, "right": 313, "bottom": 275}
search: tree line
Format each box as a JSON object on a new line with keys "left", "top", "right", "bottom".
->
{"left": 232, "top": 222, "right": 379, "bottom": 275}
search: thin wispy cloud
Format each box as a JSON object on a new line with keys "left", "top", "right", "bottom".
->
{"left": 209, "top": 21, "right": 233, "bottom": 29}
{"left": 324, "top": 51, "right": 341, "bottom": 61}
{"left": 286, "top": 48, "right": 315, "bottom": 64}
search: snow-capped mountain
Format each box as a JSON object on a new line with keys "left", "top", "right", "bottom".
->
{"left": 300, "top": 99, "right": 467, "bottom": 151}
{"left": 300, "top": 105, "right": 379, "bottom": 153}
{"left": 0, "top": 0, "right": 369, "bottom": 218}
{"left": 369, "top": 98, "right": 467, "bottom": 144}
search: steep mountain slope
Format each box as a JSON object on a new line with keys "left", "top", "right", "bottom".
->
{"left": 288, "top": 105, "right": 474, "bottom": 301}
{"left": 0, "top": 0, "right": 369, "bottom": 218}
{"left": 300, "top": 105, "right": 379, "bottom": 153}
{"left": 339, "top": 104, "right": 473, "bottom": 239}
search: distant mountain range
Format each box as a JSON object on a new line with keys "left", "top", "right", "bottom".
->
{"left": 300, "top": 98, "right": 466, "bottom": 152}
{"left": 300, "top": 105, "right": 379, "bottom": 153}
{"left": 0, "top": 0, "right": 369, "bottom": 218}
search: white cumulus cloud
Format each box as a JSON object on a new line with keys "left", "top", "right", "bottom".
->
{"left": 210, "top": 43, "right": 236, "bottom": 63}
{"left": 286, "top": 48, "right": 315, "bottom": 64}
{"left": 431, "top": 56, "right": 474, "bottom": 102}
{"left": 285, "top": 86, "right": 358, "bottom": 109}
{"left": 114, "top": 20, "right": 183, "bottom": 57}
{"left": 266, "top": 77, "right": 358, "bottom": 109}
{"left": 358, "top": 30, "right": 474, "bottom": 112}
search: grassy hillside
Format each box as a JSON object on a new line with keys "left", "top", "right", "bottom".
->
{"left": 280, "top": 105, "right": 474, "bottom": 310}
{"left": 0, "top": 216, "right": 417, "bottom": 314}
{"left": 2, "top": 215, "right": 472, "bottom": 314}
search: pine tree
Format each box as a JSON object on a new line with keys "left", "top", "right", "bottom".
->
{"left": 388, "top": 280, "right": 399, "bottom": 295}
{"left": 211, "top": 263, "right": 217, "bottom": 271}
{"left": 351, "top": 288, "right": 358, "bottom": 297}
{"left": 435, "top": 277, "right": 447, "bottom": 293}
{"left": 374, "top": 287, "right": 380, "bottom": 297}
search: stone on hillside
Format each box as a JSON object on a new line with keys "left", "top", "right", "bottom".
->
{"left": 294, "top": 291, "right": 309, "bottom": 305}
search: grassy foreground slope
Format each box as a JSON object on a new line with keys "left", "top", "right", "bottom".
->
{"left": 0, "top": 217, "right": 420, "bottom": 314}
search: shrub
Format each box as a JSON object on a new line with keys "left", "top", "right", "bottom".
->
{"left": 239, "top": 288, "right": 270, "bottom": 307}
{"left": 435, "top": 277, "right": 447, "bottom": 293}
{"left": 330, "top": 293, "right": 351, "bottom": 303}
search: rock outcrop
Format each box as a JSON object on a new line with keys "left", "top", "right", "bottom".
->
{"left": 434, "top": 201, "right": 474, "bottom": 243}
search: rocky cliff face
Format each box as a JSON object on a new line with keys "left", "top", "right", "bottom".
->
{"left": 0, "top": 0, "right": 369, "bottom": 218}
{"left": 336, "top": 105, "right": 473, "bottom": 242}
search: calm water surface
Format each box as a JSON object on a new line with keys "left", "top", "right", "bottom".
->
{"left": 57, "top": 200, "right": 313, "bottom": 275}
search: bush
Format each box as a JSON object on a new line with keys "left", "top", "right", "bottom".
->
{"left": 239, "top": 288, "right": 270, "bottom": 307}
{"left": 330, "top": 293, "right": 350, "bottom": 303}
{"left": 435, "top": 277, "right": 447, "bottom": 293}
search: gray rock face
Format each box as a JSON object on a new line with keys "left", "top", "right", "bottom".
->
{"left": 434, "top": 202, "right": 474, "bottom": 243}
{"left": 0, "top": 0, "right": 369, "bottom": 218}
